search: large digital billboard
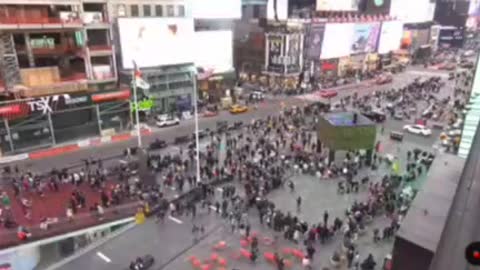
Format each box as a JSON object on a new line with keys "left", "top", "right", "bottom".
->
{"left": 193, "top": 31, "right": 233, "bottom": 74}
{"left": 350, "top": 23, "right": 381, "bottom": 54}
{"left": 305, "top": 23, "right": 325, "bottom": 60}
{"left": 118, "top": 18, "right": 195, "bottom": 69}
{"left": 191, "top": 0, "right": 241, "bottom": 19}
{"left": 266, "top": 34, "right": 286, "bottom": 73}
{"left": 377, "top": 21, "right": 403, "bottom": 54}
{"left": 390, "top": 0, "right": 435, "bottom": 23}
{"left": 320, "top": 23, "right": 354, "bottom": 59}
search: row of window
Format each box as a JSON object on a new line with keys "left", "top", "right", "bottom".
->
{"left": 119, "top": 4, "right": 185, "bottom": 17}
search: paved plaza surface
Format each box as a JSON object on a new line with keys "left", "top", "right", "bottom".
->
{"left": 8, "top": 65, "right": 455, "bottom": 270}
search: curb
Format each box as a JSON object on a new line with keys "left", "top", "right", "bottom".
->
{"left": 0, "top": 128, "right": 153, "bottom": 164}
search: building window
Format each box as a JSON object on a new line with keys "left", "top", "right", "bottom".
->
{"left": 143, "top": 5, "right": 151, "bottom": 16}
{"left": 130, "top": 5, "right": 139, "bottom": 16}
{"left": 117, "top": 4, "right": 127, "bottom": 17}
{"left": 167, "top": 5, "right": 174, "bottom": 17}
{"left": 177, "top": 5, "right": 185, "bottom": 17}
{"left": 155, "top": 5, "right": 163, "bottom": 16}
{"left": 253, "top": 5, "right": 260, "bottom": 18}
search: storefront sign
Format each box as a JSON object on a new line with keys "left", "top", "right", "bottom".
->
{"left": 267, "top": 34, "right": 286, "bottom": 74}
{"left": 321, "top": 61, "right": 337, "bottom": 71}
{"left": 306, "top": 23, "right": 325, "bottom": 60}
{"left": 92, "top": 90, "right": 131, "bottom": 103}
{"left": 0, "top": 104, "right": 23, "bottom": 116}
{"left": 27, "top": 94, "right": 90, "bottom": 114}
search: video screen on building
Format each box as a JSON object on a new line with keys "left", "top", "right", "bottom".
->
{"left": 350, "top": 23, "right": 381, "bottom": 54}
{"left": 194, "top": 31, "right": 233, "bottom": 74}
{"left": 320, "top": 23, "right": 354, "bottom": 59}
{"left": 118, "top": 18, "right": 195, "bottom": 69}
{"left": 378, "top": 21, "right": 404, "bottom": 54}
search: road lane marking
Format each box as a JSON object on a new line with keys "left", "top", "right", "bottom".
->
{"left": 96, "top": 252, "right": 111, "bottom": 263}
{"left": 119, "top": 160, "right": 128, "bottom": 164}
{"left": 216, "top": 187, "right": 223, "bottom": 192}
{"left": 168, "top": 216, "right": 184, "bottom": 224}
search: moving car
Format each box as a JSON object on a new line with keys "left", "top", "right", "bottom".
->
{"left": 319, "top": 90, "right": 338, "bottom": 99}
{"left": 403, "top": 124, "right": 432, "bottom": 136}
{"left": 156, "top": 115, "right": 180, "bottom": 127}
{"left": 202, "top": 110, "right": 218, "bottom": 117}
{"left": 174, "top": 135, "right": 189, "bottom": 144}
{"left": 129, "top": 255, "right": 155, "bottom": 270}
{"left": 393, "top": 111, "right": 404, "bottom": 120}
{"left": 229, "top": 104, "right": 248, "bottom": 114}
{"left": 249, "top": 91, "right": 265, "bottom": 101}
{"left": 390, "top": 131, "right": 404, "bottom": 142}
{"left": 375, "top": 73, "right": 393, "bottom": 85}
{"left": 148, "top": 139, "right": 167, "bottom": 150}
{"left": 192, "top": 129, "right": 208, "bottom": 140}
{"left": 361, "top": 110, "right": 386, "bottom": 123}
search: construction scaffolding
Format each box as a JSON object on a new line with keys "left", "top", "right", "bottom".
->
{"left": 0, "top": 31, "right": 21, "bottom": 92}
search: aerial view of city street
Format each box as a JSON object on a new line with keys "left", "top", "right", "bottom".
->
{"left": 0, "top": 0, "right": 480, "bottom": 270}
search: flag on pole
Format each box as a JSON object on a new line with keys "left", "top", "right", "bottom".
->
{"left": 132, "top": 61, "right": 150, "bottom": 90}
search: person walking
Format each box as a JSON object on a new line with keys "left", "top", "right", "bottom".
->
{"left": 296, "top": 196, "right": 302, "bottom": 213}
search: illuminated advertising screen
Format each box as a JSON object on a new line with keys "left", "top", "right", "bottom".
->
{"left": 320, "top": 23, "right": 355, "bottom": 59}
{"left": 351, "top": 23, "right": 381, "bottom": 54}
{"left": 305, "top": 23, "right": 325, "bottom": 60}
{"left": 194, "top": 31, "right": 233, "bottom": 74}
{"left": 267, "top": 34, "right": 286, "bottom": 73}
{"left": 378, "top": 21, "right": 403, "bottom": 54}
{"left": 118, "top": 18, "right": 195, "bottom": 69}
{"left": 390, "top": 0, "right": 435, "bottom": 23}
{"left": 285, "top": 33, "right": 302, "bottom": 74}
{"left": 191, "top": 0, "right": 241, "bottom": 19}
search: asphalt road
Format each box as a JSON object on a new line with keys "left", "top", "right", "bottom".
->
{"left": 12, "top": 68, "right": 450, "bottom": 174}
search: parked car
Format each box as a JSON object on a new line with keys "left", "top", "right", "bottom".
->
{"left": 156, "top": 115, "right": 180, "bottom": 127}
{"left": 229, "top": 104, "right": 248, "bottom": 114}
{"left": 319, "top": 90, "right": 338, "bottom": 99}
{"left": 403, "top": 124, "right": 432, "bottom": 136}
{"left": 375, "top": 73, "right": 393, "bottom": 85}
{"left": 148, "top": 139, "right": 167, "bottom": 150}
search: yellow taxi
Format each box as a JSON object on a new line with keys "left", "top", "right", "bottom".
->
{"left": 229, "top": 104, "right": 248, "bottom": 114}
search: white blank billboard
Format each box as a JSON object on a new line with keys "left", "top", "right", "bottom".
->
{"left": 267, "top": 0, "right": 289, "bottom": 20}
{"left": 118, "top": 18, "right": 195, "bottom": 69}
{"left": 194, "top": 31, "right": 233, "bottom": 74}
{"left": 320, "top": 23, "right": 354, "bottom": 59}
{"left": 378, "top": 21, "right": 404, "bottom": 54}
{"left": 316, "top": 0, "right": 358, "bottom": 11}
{"left": 191, "top": 0, "right": 241, "bottom": 19}
{"left": 390, "top": 0, "right": 435, "bottom": 23}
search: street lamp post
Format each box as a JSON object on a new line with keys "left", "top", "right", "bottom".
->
{"left": 132, "top": 69, "right": 142, "bottom": 148}
{"left": 192, "top": 70, "right": 201, "bottom": 183}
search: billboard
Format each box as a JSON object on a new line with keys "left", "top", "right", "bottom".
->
{"left": 118, "top": 18, "right": 195, "bottom": 69}
{"left": 266, "top": 34, "right": 286, "bottom": 73}
{"left": 378, "top": 21, "right": 403, "bottom": 54}
{"left": 438, "top": 28, "right": 465, "bottom": 48}
{"left": 316, "top": 0, "right": 358, "bottom": 11}
{"left": 320, "top": 23, "right": 355, "bottom": 59}
{"left": 267, "top": 0, "right": 289, "bottom": 20}
{"left": 390, "top": 0, "right": 435, "bottom": 23}
{"left": 194, "top": 31, "right": 233, "bottom": 74}
{"left": 191, "top": 0, "right": 241, "bottom": 19}
{"left": 305, "top": 23, "right": 325, "bottom": 60}
{"left": 285, "top": 33, "right": 303, "bottom": 74}
{"left": 351, "top": 23, "right": 381, "bottom": 54}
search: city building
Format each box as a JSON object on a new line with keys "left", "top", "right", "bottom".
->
{"left": 0, "top": 1, "right": 128, "bottom": 155}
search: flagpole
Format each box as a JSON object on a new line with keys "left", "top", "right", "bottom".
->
{"left": 132, "top": 68, "right": 142, "bottom": 148}
{"left": 192, "top": 70, "right": 201, "bottom": 183}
